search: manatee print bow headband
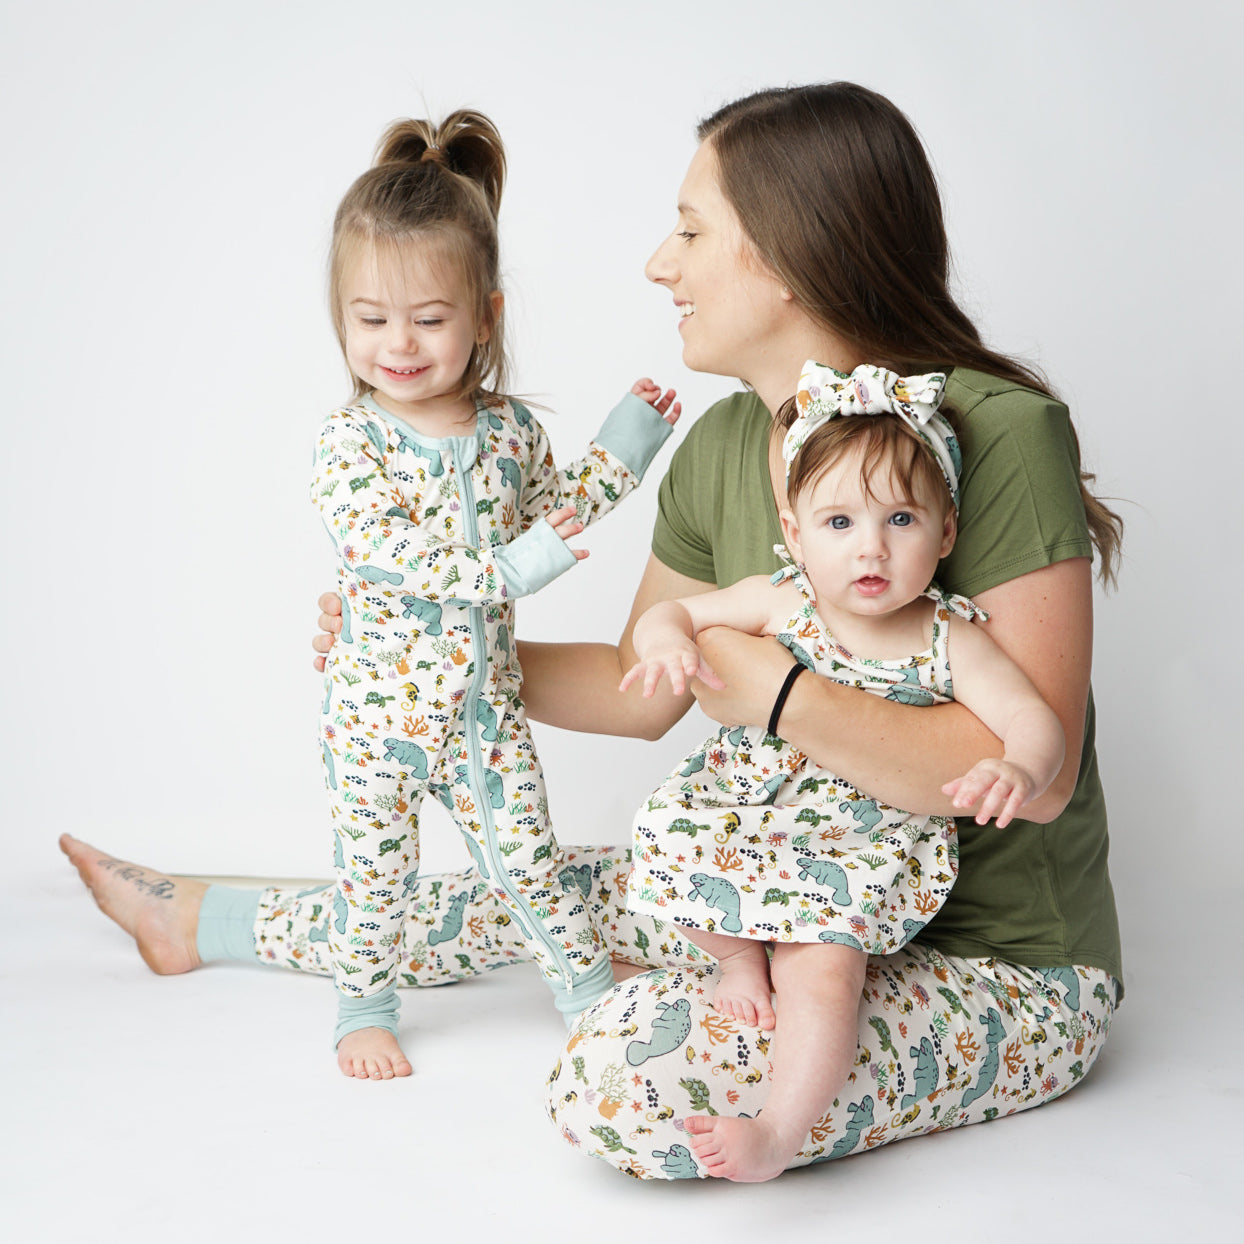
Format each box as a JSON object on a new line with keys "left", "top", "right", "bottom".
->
{"left": 782, "top": 362, "right": 963, "bottom": 510}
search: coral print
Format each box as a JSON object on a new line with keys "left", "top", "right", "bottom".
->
{"left": 314, "top": 392, "right": 667, "bottom": 1013}
{"left": 628, "top": 557, "right": 985, "bottom": 954}
{"left": 547, "top": 953, "right": 1114, "bottom": 1179}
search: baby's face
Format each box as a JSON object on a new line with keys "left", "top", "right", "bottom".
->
{"left": 781, "top": 449, "right": 956, "bottom": 622}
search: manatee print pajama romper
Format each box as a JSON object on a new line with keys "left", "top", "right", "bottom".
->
{"left": 628, "top": 561, "right": 983, "bottom": 954}
{"left": 313, "top": 392, "right": 669, "bottom": 1023}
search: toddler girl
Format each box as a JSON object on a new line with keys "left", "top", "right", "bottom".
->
{"left": 315, "top": 110, "right": 679, "bottom": 1079}
{"left": 620, "top": 361, "right": 1063, "bottom": 1180}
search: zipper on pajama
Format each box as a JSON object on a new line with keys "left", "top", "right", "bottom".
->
{"left": 452, "top": 435, "right": 577, "bottom": 994}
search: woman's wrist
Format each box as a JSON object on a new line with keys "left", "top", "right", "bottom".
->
{"left": 767, "top": 661, "right": 807, "bottom": 737}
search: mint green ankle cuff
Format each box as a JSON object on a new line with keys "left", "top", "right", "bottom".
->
{"left": 335, "top": 984, "right": 401, "bottom": 1047}
{"left": 195, "top": 885, "right": 261, "bottom": 963}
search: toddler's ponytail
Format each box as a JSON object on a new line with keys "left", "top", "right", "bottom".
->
{"left": 373, "top": 110, "right": 506, "bottom": 219}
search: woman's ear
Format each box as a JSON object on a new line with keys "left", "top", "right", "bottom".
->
{"left": 479, "top": 290, "right": 504, "bottom": 344}
{"left": 779, "top": 507, "right": 803, "bottom": 564}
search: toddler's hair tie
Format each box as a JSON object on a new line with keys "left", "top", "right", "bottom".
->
{"left": 420, "top": 145, "right": 446, "bottom": 166}
{"left": 783, "top": 362, "right": 962, "bottom": 509}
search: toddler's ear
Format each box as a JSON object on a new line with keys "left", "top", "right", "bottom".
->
{"left": 479, "top": 290, "right": 505, "bottom": 344}
{"left": 779, "top": 508, "right": 803, "bottom": 563}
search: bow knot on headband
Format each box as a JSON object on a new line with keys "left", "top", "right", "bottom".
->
{"left": 783, "top": 362, "right": 962, "bottom": 509}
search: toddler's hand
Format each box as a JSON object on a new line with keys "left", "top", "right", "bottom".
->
{"left": 546, "top": 503, "right": 589, "bottom": 562}
{"left": 619, "top": 643, "right": 724, "bottom": 697}
{"left": 632, "top": 377, "right": 682, "bottom": 425}
{"left": 942, "top": 760, "right": 1037, "bottom": 829}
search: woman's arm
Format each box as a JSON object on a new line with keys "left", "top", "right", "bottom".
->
{"left": 518, "top": 554, "right": 719, "bottom": 740}
{"left": 692, "top": 557, "right": 1094, "bottom": 822}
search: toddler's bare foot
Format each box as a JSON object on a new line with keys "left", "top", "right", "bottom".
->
{"left": 337, "top": 1027, "right": 413, "bottom": 1080}
{"left": 683, "top": 1114, "right": 795, "bottom": 1183}
{"left": 59, "top": 833, "right": 204, "bottom": 975}
{"left": 713, "top": 946, "right": 776, "bottom": 1029}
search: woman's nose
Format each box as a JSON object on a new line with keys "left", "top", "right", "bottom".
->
{"left": 645, "top": 234, "right": 676, "bottom": 285}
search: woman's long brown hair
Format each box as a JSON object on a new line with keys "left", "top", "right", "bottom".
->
{"left": 700, "top": 83, "right": 1122, "bottom": 584}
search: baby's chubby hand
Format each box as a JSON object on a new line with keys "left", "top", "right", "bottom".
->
{"left": 619, "top": 641, "right": 725, "bottom": 698}
{"left": 632, "top": 377, "right": 681, "bottom": 425}
{"left": 942, "top": 759, "right": 1037, "bottom": 829}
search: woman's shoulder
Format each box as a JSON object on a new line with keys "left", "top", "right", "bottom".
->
{"left": 945, "top": 368, "right": 1078, "bottom": 463}
{"left": 945, "top": 368, "right": 1069, "bottom": 425}
{"left": 673, "top": 390, "right": 769, "bottom": 463}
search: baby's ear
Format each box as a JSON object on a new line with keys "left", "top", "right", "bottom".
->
{"left": 779, "top": 508, "right": 803, "bottom": 563}
{"left": 940, "top": 506, "right": 958, "bottom": 558}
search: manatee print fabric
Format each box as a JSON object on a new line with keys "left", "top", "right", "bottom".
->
{"left": 547, "top": 949, "right": 1116, "bottom": 1180}
{"left": 312, "top": 398, "right": 642, "bottom": 1001}
{"left": 251, "top": 845, "right": 713, "bottom": 985}
{"left": 247, "top": 845, "right": 1113, "bottom": 1180}
{"left": 629, "top": 566, "right": 975, "bottom": 954}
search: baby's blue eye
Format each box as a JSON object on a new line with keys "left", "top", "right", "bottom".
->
{"left": 830, "top": 515, "right": 851, "bottom": 530}
{"left": 890, "top": 512, "right": 915, "bottom": 527}
{"left": 416, "top": 318, "right": 443, "bottom": 327}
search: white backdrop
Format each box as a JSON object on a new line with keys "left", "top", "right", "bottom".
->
{"left": 4, "top": 2, "right": 1243, "bottom": 1237}
{"left": 4, "top": 0, "right": 1241, "bottom": 988}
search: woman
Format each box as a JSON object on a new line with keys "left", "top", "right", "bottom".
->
{"left": 62, "top": 81, "right": 1121, "bottom": 1182}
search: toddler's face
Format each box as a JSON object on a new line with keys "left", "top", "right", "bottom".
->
{"left": 340, "top": 240, "right": 485, "bottom": 426}
{"left": 781, "top": 448, "right": 956, "bottom": 623}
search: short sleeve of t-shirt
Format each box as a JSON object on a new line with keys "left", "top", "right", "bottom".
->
{"left": 653, "top": 417, "right": 719, "bottom": 584}
{"left": 652, "top": 393, "right": 784, "bottom": 588}
{"left": 937, "top": 371, "right": 1093, "bottom": 598}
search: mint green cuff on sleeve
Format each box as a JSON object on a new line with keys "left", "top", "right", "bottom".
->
{"left": 593, "top": 391, "right": 674, "bottom": 480}
{"left": 195, "top": 884, "right": 261, "bottom": 964}
{"left": 334, "top": 983, "right": 401, "bottom": 1047}
{"left": 494, "top": 518, "right": 577, "bottom": 599}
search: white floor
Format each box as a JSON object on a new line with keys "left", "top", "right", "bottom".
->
{"left": 4, "top": 852, "right": 1234, "bottom": 1244}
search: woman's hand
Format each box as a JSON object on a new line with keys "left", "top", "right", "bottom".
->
{"left": 690, "top": 627, "right": 793, "bottom": 728}
{"left": 312, "top": 592, "right": 342, "bottom": 673}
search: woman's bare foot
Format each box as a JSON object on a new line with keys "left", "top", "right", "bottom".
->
{"left": 713, "top": 943, "right": 776, "bottom": 1029}
{"left": 683, "top": 1114, "right": 794, "bottom": 1182}
{"left": 58, "top": 834, "right": 205, "bottom": 975}
{"left": 337, "top": 1027, "right": 413, "bottom": 1080}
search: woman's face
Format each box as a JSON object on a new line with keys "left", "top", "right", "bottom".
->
{"left": 645, "top": 141, "right": 793, "bottom": 391}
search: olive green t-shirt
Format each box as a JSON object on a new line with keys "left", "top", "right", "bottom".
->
{"left": 651, "top": 369, "right": 1122, "bottom": 985}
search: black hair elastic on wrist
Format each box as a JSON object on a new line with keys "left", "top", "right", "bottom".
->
{"left": 767, "top": 661, "right": 807, "bottom": 738}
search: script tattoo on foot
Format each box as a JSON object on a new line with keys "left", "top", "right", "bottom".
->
{"left": 97, "top": 859, "right": 176, "bottom": 900}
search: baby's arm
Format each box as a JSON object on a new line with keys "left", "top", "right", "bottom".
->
{"left": 620, "top": 576, "right": 789, "bottom": 697}
{"left": 312, "top": 409, "right": 575, "bottom": 605}
{"left": 939, "top": 619, "right": 1066, "bottom": 828}
{"left": 517, "top": 379, "right": 680, "bottom": 532}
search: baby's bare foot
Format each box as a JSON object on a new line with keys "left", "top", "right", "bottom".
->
{"left": 336, "top": 1027, "right": 413, "bottom": 1080}
{"left": 59, "top": 833, "right": 205, "bottom": 975}
{"left": 683, "top": 1114, "right": 794, "bottom": 1182}
{"left": 714, "top": 951, "right": 776, "bottom": 1029}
